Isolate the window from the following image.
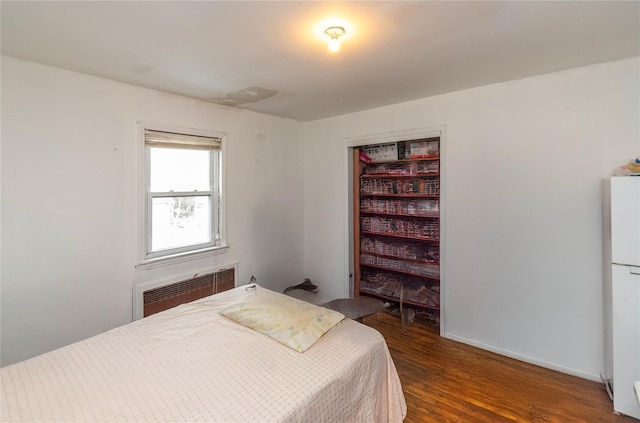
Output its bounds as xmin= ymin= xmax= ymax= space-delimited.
xmin=139 ymin=123 xmax=225 ymax=265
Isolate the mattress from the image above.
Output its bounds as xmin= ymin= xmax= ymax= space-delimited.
xmin=1 ymin=286 xmax=406 ymax=422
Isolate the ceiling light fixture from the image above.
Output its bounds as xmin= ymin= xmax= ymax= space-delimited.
xmin=325 ymin=26 xmax=345 ymax=52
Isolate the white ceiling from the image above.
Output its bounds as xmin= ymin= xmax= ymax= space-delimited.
xmin=2 ymin=1 xmax=639 ymax=122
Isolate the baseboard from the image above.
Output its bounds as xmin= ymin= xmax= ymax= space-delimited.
xmin=442 ymin=331 xmax=601 ymax=382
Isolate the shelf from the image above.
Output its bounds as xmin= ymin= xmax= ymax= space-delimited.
xmin=361 ymin=210 xmax=439 ymax=218
xmin=360 ymin=263 xmax=440 ymax=281
xmin=360 ymin=250 xmax=439 ymax=266
xmin=360 ymin=197 xmax=439 ymax=217
xmin=360 ymin=175 xmax=439 ymax=197
xmin=359 ymin=290 xmax=440 ymax=312
xmin=366 ymin=156 xmax=440 ymax=164
xmin=362 ymin=173 xmax=440 ymax=178
xmin=362 ymin=230 xmax=439 ymax=243
xmin=361 ymin=193 xmax=439 ymax=199
xmin=361 ymin=157 xmax=439 ymax=177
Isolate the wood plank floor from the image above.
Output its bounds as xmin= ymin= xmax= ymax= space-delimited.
xmin=364 ymin=311 xmax=637 ymax=423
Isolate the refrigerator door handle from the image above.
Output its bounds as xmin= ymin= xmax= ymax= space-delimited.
xmin=629 ymin=265 xmax=640 ymax=276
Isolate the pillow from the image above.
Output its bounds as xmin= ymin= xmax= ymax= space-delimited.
xmin=220 ymin=285 xmax=345 ymax=352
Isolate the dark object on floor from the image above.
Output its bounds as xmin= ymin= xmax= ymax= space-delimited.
xmin=323 ymin=297 xmax=385 ymax=322
xmin=283 ymin=278 xmax=318 ymax=294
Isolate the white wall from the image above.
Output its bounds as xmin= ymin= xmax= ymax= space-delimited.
xmin=303 ymin=57 xmax=640 ymax=380
xmin=3 ymin=54 xmax=638 ymax=380
xmin=1 ymin=56 xmax=304 ymax=366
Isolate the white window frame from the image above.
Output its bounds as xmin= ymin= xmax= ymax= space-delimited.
xmin=136 ymin=121 xmax=228 ymax=269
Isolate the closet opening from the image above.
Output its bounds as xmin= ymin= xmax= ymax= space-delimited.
xmin=346 ymin=128 xmax=445 ymax=333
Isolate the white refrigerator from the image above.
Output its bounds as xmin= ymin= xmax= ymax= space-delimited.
xmin=603 ymin=176 xmax=640 ymax=419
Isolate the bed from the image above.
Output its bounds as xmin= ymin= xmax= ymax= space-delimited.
xmin=1 ymin=285 xmax=407 ymax=422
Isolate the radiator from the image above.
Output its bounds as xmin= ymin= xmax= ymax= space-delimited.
xmin=142 ymin=267 xmax=235 ymax=317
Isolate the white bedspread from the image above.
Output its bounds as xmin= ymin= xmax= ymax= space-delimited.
xmin=1 ymin=287 xmax=406 ymax=422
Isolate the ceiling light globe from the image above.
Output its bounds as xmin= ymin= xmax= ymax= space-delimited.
xmin=328 ymin=37 xmax=340 ymax=52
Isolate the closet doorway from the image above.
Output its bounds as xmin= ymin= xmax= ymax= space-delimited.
xmin=346 ymin=127 xmax=445 ymax=332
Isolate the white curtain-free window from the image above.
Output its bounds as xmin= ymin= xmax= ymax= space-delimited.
xmin=139 ymin=125 xmax=225 ymax=265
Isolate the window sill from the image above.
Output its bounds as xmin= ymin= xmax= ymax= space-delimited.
xmin=136 ymin=245 xmax=229 ymax=270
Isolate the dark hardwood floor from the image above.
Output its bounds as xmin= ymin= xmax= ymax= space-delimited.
xmin=364 ymin=311 xmax=637 ymax=423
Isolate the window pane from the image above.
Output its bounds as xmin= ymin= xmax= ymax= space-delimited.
xmin=150 ymin=147 xmax=210 ymax=192
xmin=151 ymin=196 xmax=211 ymax=251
